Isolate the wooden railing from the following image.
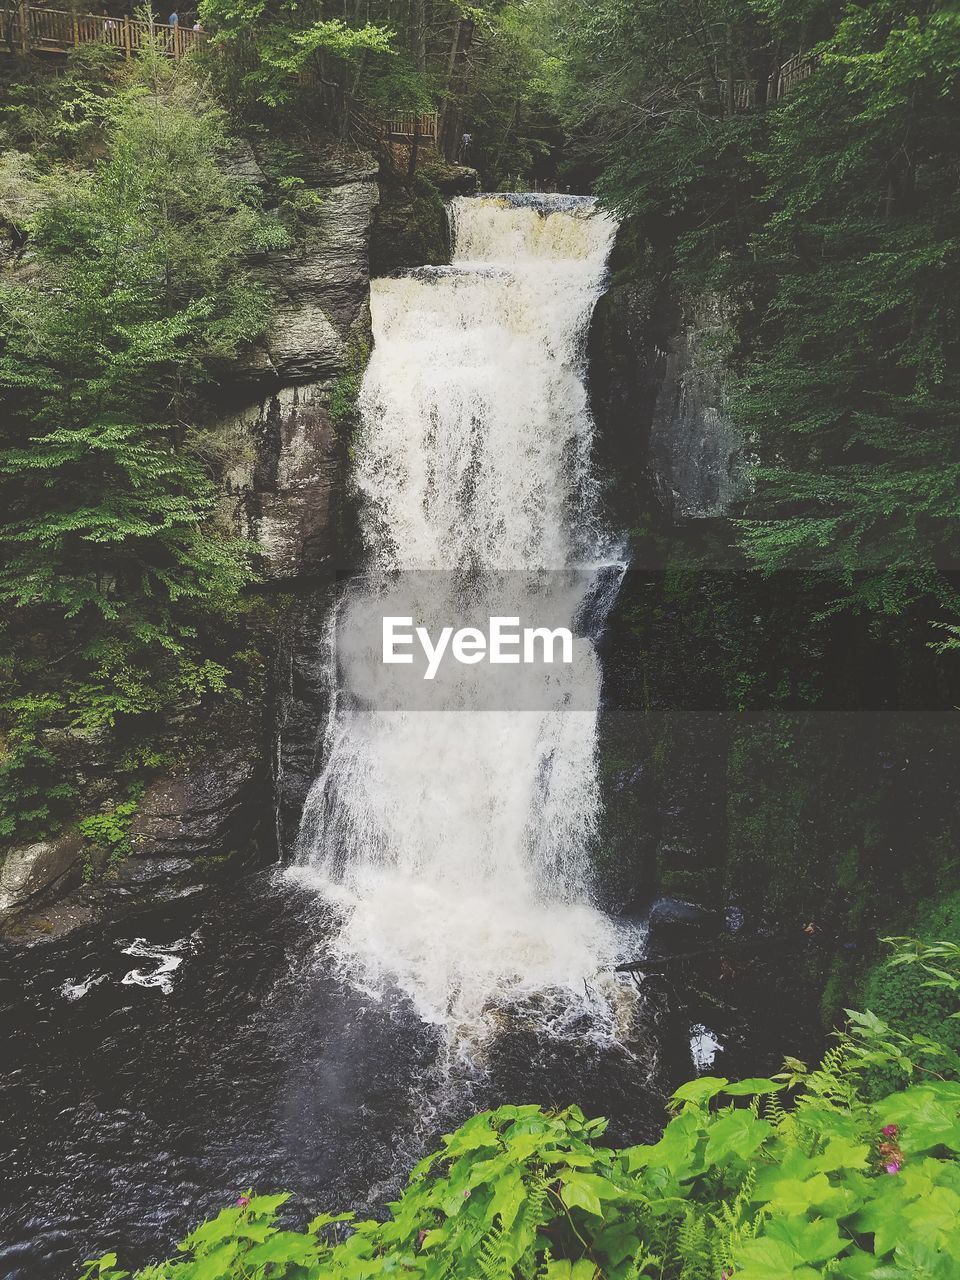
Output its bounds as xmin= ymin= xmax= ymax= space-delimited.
xmin=4 ymin=4 xmax=206 ymax=58
xmin=776 ymin=50 xmax=819 ymax=97
xmin=705 ymin=52 xmax=821 ymax=111
xmin=383 ymin=111 xmax=438 ymax=144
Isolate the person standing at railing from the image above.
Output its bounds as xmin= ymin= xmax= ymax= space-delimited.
xmin=168 ymin=9 xmax=178 ymax=25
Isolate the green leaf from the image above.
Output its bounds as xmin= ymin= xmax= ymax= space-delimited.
xmin=724 ymin=1078 xmax=788 ymax=1096
xmin=671 ymin=1076 xmax=730 ymax=1107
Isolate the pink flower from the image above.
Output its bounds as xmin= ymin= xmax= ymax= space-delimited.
xmin=417 ymin=1230 xmax=427 ymax=1247
xmin=463 ymin=1189 xmax=471 ymax=1199
xmin=236 ymin=1196 xmax=250 ymax=1208
xmin=882 ymin=1124 xmax=899 ymax=1138
xmin=885 ymin=1161 xmax=901 ymax=1175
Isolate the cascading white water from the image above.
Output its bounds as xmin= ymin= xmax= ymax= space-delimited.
xmin=290 ymin=194 xmax=639 ymax=1051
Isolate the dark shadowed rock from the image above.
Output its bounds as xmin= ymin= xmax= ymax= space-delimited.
xmin=130 ymin=745 xmax=261 ymax=860
xmin=107 ymin=856 xmax=202 ymax=887
xmin=587 ymin=226 xmax=672 ymax=528
xmin=650 ymin=296 xmax=749 ymax=519
xmin=647 ymin=897 xmax=723 ymax=954
xmin=274 ymin=589 xmax=337 ymax=854
xmin=589 ymin=223 xmax=749 ymax=526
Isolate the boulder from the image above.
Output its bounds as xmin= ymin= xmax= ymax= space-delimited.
xmin=431 ymin=165 xmax=480 ymax=197
xmin=646 ymin=896 xmax=723 ymax=955
xmin=263 ymin=303 xmax=345 ymax=384
xmin=256 ymin=180 xmax=379 ymax=335
xmin=0 ymin=834 xmax=84 ymax=914
xmin=229 ymin=149 xmax=379 ymax=387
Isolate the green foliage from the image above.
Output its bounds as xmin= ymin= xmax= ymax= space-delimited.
xmin=329 ymin=333 xmax=370 ymax=434
xmin=78 ymin=793 xmax=142 ymax=877
xmin=734 ymin=2 xmax=960 ymax=617
xmin=192 ymin=0 xmax=556 ymax=182
xmin=0 ymin=47 xmax=279 ymax=840
xmin=862 ymin=902 xmax=960 ymax=1091
xmin=197 ymin=0 xmax=398 ymax=120
xmin=0 ymin=693 xmax=75 ymax=839
xmin=83 ymin=989 xmax=960 ymax=1280
xmin=0 ymin=42 xmax=121 ymax=160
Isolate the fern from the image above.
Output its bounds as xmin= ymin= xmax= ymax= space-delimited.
xmin=675 ymin=1208 xmax=709 ymax=1280
xmin=475 ymin=1223 xmax=511 ymax=1280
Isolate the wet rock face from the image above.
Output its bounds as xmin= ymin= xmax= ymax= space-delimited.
xmin=129 ymin=746 xmax=262 ymax=862
xmin=227 ymin=143 xmax=379 ymax=389
xmin=587 ymin=231 xmax=672 ymax=528
xmin=274 ymin=589 xmax=337 ymax=855
xmin=588 ymin=224 xmax=749 ymax=525
xmin=221 ymin=381 xmax=344 ymax=581
xmin=650 ymin=297 xmax=749 ymax=519
xmin=1 ymin=700 xmax=271 ymax=942
xmin=646 ymin=897 xmax=723 ymax=955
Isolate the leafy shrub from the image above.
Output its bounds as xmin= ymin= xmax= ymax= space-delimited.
xmin=77 ymin=793 xmax=142 ymax=877
xmin=863 ymin=897 xmax=960 ymax=1079
xmin=81 ymin=993 xmax=960 ymax=1280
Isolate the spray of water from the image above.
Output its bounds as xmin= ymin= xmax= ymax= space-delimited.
xmin=289 ymin=195 xmax=641 ymax=1053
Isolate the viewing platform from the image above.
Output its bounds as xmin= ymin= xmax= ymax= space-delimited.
xmin=382 ymin=111 xmax=438 ymax=145
xmin=3 ymin=3 xmax=206 ymax=58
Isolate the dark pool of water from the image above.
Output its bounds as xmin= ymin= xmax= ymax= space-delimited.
xmin=0 ymin=872 xmax=820 ymax=1280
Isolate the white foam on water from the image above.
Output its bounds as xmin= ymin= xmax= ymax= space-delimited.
xmin=120 ymin=937 xmax=194 ymax=994
xmin=60 ymin=973 xmax=109 ymax=1001
xmin=690 ymin=1024 xmax=724 ymax=1072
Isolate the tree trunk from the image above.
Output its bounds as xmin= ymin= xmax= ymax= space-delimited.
xmin=438 ymin=14 xmax=474 ymax=161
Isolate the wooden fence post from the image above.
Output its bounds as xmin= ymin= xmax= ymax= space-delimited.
xmin=19 ymin=0 xmax=30 ymax=54
xmin=123 ymin=14 xmax=130 ymax=57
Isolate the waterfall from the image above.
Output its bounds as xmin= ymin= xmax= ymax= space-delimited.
xmin=289 ymin=195 xmax=638 ymax=1051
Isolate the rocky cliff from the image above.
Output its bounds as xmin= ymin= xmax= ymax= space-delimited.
xmin=589 ymin=221 xmax=749 ymax=527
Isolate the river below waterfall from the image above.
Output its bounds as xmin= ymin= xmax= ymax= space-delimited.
xmin=0 ymin=875 xmax=665 ymax=1278
xmin=0 ymin=873 xmax=819 ymax=1278
xmin=0 ymin=196 xmax=822 ymax=1278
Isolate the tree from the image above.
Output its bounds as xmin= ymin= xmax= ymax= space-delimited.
xmin=0 ymin=44 xmax=283 ymax=837
xmin=737 ymin=1 xmax=960 ymax=617
xmin=197 ymin=0 xmax=399 ymax=134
